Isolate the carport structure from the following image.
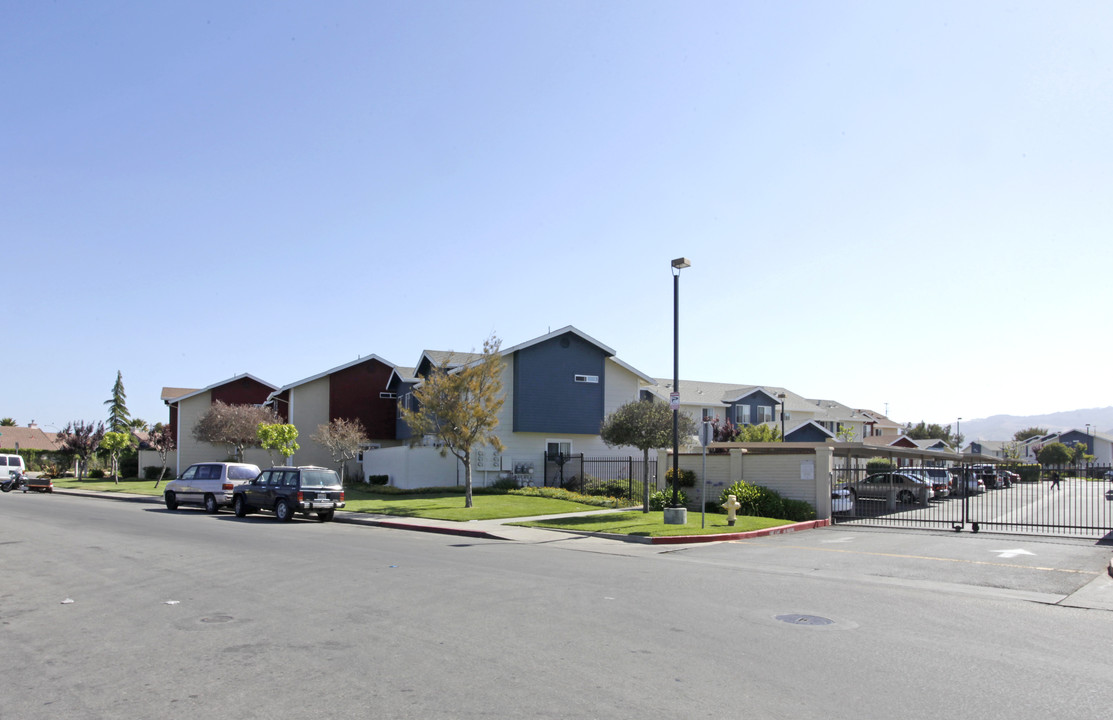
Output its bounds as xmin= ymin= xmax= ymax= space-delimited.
xmin=831 ymin=442 xmax=1113 ymax=539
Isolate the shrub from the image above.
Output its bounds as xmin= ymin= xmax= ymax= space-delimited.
xmin=718 ymin=480 xmax=815 ymax=522
xmin=866 ymin=458 xmax=895 ymax=474
xmin=119 ymin=456 xmax=139 ymax=478
xmin=664 ymin=468 xmax=697 ymax=488
xmin=88 ymin=469 xmax=106 ymax=479
xmin=366 ymin=474 xmax=390 ymax=485
xmin=585 ymin=479 xmax=630 ymax=499
xmin=1013 ymin=464 xmax=1041 ymax=482
xmin=491 ymin=475 xmax=520 ymax=490
xmin=649 ymin=487 xmax=687 ymax=511
xmin=144 ymin=465 xmax=169 ymax=480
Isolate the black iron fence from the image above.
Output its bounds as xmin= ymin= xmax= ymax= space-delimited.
xmin=541 ymin=453 xmax=659 ymax=500
xmin=832 ymin=463 xmax=1113 ymax=538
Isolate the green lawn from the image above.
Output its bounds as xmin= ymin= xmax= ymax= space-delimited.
xmin=343 ymin=488 xmax=603 ymax=521
xmin=52 ymin=477 xmax=166 ymax=496
xmin=514 ymin=511 xmax=797 ymax=537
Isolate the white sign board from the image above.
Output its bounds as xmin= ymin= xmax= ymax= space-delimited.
xmin=669 ymin=392 xmax=680 ymax=411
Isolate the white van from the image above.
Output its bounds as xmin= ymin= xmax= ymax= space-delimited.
xmin=0 ymin=454 xmax=27 ymax=478
xmin=163 ymin=462 xmax=261 ymax=514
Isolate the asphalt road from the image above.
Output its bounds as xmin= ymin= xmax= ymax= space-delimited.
xmin=2 ymin=492 xmax=1112 ymax=719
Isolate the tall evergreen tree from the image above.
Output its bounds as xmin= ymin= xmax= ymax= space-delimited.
xmin=105 ymin=370 xmax=131 ymax=433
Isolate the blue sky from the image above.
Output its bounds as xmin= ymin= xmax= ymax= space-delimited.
xmin=3 ymin=1 xmax=1111 ymax=434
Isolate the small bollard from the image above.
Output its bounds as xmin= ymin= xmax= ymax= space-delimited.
xmin=722 ymin=494 xmax=741 ymax=526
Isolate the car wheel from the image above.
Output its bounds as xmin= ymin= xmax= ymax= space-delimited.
xmin=898 ymin=489 xmax=916 ymax=504
xmin=164 ymin=492 xmax=178 ymax=511
xmin=233 ymin=495 xmax=249 ymax=518
xmin=275 ymin=498 xmax=294 ymax=522
xmin=317 ymin=510 xmax=335 ymax=522
xmin=204 ymin=494 xmax=219 ymax=514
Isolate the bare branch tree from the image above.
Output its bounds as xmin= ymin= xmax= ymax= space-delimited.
xmin=311 ymin=418 xmax=370 ymax=484
xmin=191 ymin=401 xmax=278 ymax=462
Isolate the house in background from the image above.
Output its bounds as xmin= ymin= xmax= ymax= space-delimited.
xmin=370 ymin=326 xmax=655 ymax=488
xmin=161 ymin=374 xmax=277 ymax=475
xmin=265 ymin=354 xmax=399 ymax=472
xmin=645 ymin=380 xmax=899 ymax=444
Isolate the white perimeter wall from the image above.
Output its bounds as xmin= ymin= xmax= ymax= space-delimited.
xmin=677 ymin=445 xmax=835 ymax=519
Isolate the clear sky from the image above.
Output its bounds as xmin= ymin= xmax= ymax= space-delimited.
xmin=3 ymin=1 xmax=1111 ymax=434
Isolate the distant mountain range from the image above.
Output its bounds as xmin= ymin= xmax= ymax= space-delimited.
xmin=936 ymin=407 xmax=1113 ymax=442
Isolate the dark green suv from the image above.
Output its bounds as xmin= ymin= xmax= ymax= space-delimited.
xmin=232 ymin=466 xmax=345 ymax=522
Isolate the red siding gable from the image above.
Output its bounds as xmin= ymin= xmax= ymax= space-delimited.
xmin=329 ymin=358 xmax=396 ymax=440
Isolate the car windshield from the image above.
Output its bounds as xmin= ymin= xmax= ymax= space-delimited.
xmin=300 ymin=469 xmax=340 ymax=488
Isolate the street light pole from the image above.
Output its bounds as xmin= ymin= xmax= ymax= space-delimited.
xmin=670 ymin=257 xmax=690 ymax=515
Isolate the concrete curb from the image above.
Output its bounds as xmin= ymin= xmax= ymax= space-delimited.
xmin=648 ymin=519 xmax=831 ymax=545
xmin=335 ymin=514 xmax=507 ymax=540
xmin=48 ymin=487 xmax=831 ymax=544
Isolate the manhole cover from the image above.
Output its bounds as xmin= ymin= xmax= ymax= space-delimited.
xmin=200 ymin=616 xmax=234 ymax=624
xmin=775 ymin=614 xmax=834 ymax=626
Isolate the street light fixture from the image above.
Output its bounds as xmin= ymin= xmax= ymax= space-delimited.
xmin=668 ymin=257 xmax=690 ymax=522
xmin=778 ymin=392 xmax=787 ymax=441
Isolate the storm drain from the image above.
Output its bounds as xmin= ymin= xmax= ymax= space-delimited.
xmin=775 ymin=614 xmax=834 ymax=627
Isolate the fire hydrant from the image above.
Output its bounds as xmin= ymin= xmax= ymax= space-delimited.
xmin=722 ymin=494 xmax=741 ymax=526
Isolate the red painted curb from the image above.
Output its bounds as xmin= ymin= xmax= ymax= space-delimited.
xmin=649 ymin=518 xmax=831 ymax=544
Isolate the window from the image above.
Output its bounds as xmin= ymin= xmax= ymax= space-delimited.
xmin=736 ymin=404 xmax=750 ymax=425
xmin=547 ymin=441 xmax=571 ymax=459
xmin=757 ymin=405 xmax=773 ymax=423
xmin=574 ymin=374 xmax=598 ymax=383
xmin=380 ymin=392 xmax=397 ymax=399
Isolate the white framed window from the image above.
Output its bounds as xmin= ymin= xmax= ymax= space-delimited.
xmin=546 ymin=440 xmax=572 ymax=458
xmin=736 ymin=404 xmax=750 ymax=425
xmin=574 ymin=374 xmax=599 ymax=384
xmin=757 ymin=405 xmax=773 ymax=423
xmin=380 ymin=392 xmax=397 ymax=399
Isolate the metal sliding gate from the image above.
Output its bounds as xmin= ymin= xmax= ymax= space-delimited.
xmin=832 ymin=464 xmax=1113 ymax=538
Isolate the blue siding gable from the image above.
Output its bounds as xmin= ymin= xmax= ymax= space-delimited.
xmin=786 ymin=423 xmax=832 ymax=442
xmin=513 ymin=332 xmax=607 ymax=434
xmin=729 ymin=389 xmax=779 ymax=426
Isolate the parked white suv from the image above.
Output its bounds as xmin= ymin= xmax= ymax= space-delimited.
xmin=164 ymin=462 xmax=261 ymax=513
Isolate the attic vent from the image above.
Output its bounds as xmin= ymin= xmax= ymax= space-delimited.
xmin=574 ymin=375 xmax=599 ymax=384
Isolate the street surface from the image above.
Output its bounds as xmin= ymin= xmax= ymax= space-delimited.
xmin=2 ymin=492 xmax=1112 ymax=719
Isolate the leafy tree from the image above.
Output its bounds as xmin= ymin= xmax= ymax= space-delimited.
xmin=311 ymin=418 xmax=370 ymax=484
xmin=1001 ymin=440 xmax=1021 ymax=461
xmin=57 ymin=420 xmax=105 ymax=480
xmin=1070 ymin=441 xmax=1093 ymax=466
xmin=191 ymin=401 xmax=279 ymax=462
xmin=1013 ymin=427 xmax=1048 ymax=442
xmin=399 ymin=335 xmax=505 ymax=509
xmin=1036 ymin=442 xmax=1072 ymax=466
xmin=146 ymin=422 xmax=176 ymax=487
xmin=104 ymin=370 xmax=131 ymax=433
xmin=905 ymin=420 xmax=960 ymax=448
xmin=0 ymin=418 xmax=16 ymax=426
xmin=257 ymin=423 xmax=300 ymax=466
xmin=836 ymin=424 xmax=858 ymax=442
xmin=99 ymin=431 xmax=132 ymax=483
xmin=600 ymin=399 xmax=697 ymax=513
xmin=735 ymin=423 xmax=782 ymax=442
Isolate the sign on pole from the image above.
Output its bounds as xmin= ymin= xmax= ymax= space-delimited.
xmin=669 ymin=392 xmax=680 ymax=411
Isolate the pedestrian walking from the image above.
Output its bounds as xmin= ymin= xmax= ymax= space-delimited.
xmin=1049 ymin=470 xmax=1061 ymax=489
